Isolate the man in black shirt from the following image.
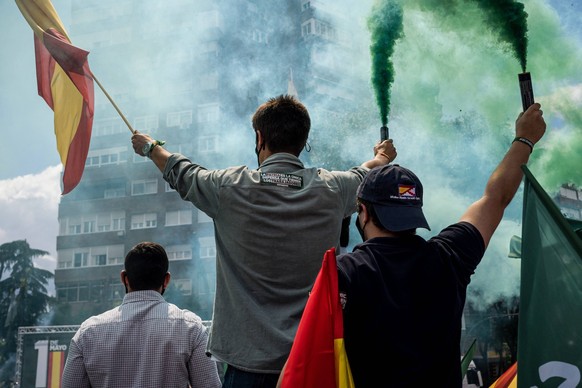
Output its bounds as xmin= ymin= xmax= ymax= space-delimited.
xmin=337 ymin=103 xmax=546 ymax=387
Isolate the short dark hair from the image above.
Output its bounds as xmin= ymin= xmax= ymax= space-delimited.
xmin=124 ymin=242 xmax=169 ymax=291
xmin=252 ymin=94 xmax=310 ymax=156
xmin=358 ymin=199 xmax=416 ymax=235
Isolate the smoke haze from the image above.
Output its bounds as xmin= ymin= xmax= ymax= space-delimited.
xmin=1 ymin=0 xmax=582 ymax=309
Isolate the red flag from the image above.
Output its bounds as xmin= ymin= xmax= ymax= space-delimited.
xmin=489 ymin=362 xmax=517 ymax=388
xmin=16 ymin=0 xmax=94 ymax=194
xmin=280 ymin=248 xmax=354 ymax=388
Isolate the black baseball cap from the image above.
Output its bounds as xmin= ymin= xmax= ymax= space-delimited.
xmin=357 ymin=164 xmax=430 ymax=231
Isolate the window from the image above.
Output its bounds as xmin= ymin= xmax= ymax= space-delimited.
xmin=94 ymin=254 xmax=107 ymax=266
xmin=111 ymin=212 xmax=125 ymax=231
xmin=74 ymin=252 xmax=88 ymax=268
xmin=167 ymin=110 xmax=193 ymax=128
xmin=108 ymin=255 xmax=124 ymax=265
xmin=252 ymin=29 xmax=268 ymax=44
xmin=85 ymin=147 xmax=128 ymax=168
xmin=67 ymin=286 xmax=78 ymax=302
xmin=68 ymin=224 xmax=81 ymax=235
xmin=83 ymin=220 xmax=95 ymax=234
xmin=560 ymin=187 xmax=578 ymax=200
xmin=78 ymin=285 xmax=89 ymax=301
xmin=301 ymin=20 xmax=313 ymax=37
xmin=104 ymin=184 xmax=126 ymax=198
xmin=132 ymin=179 xmax=158 ymax=195
xmin=166 ymin=210 xmax=192 ymax=226
xmin=93 ymin=118 xmax=124 ymax=136
xmin=167 ymin=245 xmax=192 ymax=261
xmin=199 ymin=237 xmax=216 ymax=259
xmin=97 ymin=213 xmax=111 ymax=232
xmin=199 ymin=136 xmax=217 ymax=153
xmin=134 ymin=115 xmax=159 ymax=131
xmin=64 ymin=214 xmax=126 ymax=236
xmin=173 ymin=279 xmax=192 ymax=295
xmin=131 ymin=213 xmax=157 ymax=229
xmin=106 ymin=244 xmax=125 ymax=265
xmin=58 ymin=245 xmax=124 ymax=269
xmin=197 ymin=103 xmax=219 ymax=123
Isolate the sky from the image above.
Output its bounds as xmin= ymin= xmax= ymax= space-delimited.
xmin=1 ymin=0 xmax=582 ymax=305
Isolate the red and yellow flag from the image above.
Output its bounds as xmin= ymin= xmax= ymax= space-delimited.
xmin=16 ymin=0 xmax=94 ymax=194
xmin=280 ymin=248 xmax=354 ymax=388
xmin=489 ymin=362 xmax=517 ymax=388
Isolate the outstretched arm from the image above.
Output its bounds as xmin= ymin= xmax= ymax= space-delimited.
xmin=460 ymin=103 xmax=546 ymax=248
xmin=361 ymin=139 xmax=397 ymax=169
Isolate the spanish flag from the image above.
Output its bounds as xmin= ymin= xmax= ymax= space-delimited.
xmin=280 ymin=248 xmax=354 ymax=388
xmin=16 ymin=0 xmax=94 ymax=194
xmin=489 ymin=362 xmax=517 ymax=388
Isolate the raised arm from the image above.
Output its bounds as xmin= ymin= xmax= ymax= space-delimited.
xmin=361 ymin=139 xmax=397 ymax=169
xmin=460 ymin=103 xmax=546 ymax=248
xmin=131 ymin=131 xmax=172 ymax=172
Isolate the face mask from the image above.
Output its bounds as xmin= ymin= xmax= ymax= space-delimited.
xmin=355 ymin=216 xmax=366 ymax=242
xmin=255 ymin=145 xmax=261 ymax=167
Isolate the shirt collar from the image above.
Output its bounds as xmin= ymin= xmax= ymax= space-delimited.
xmin=122 ymin=290 xmax=165 ymax=304
xmin=259 ymin=152 xmax=304 ymax=171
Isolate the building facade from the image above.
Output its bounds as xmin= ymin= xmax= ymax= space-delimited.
xmin=554 ymin=183 xmax=582 ymax=221
xmin=53 ymin=0 xmax=371 ymax=322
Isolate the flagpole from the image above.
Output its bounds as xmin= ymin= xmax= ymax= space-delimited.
xmin=91 ymin=73 xmax=136 ymax=134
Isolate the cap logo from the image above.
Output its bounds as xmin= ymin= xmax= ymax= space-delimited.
xmin=389 ymin=184 xmax=421 ymax=201
xmin=398 ymin=184 xmax=416 ymax=198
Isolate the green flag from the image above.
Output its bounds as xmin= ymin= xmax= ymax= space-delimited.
xmin=518 ymin=166 xmax=582 ymax=387
xmin=461 ymin=338 xmax=477 ymax=379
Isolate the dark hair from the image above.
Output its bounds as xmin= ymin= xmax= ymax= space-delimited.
xmin=252 ymin=94 xmax=310 ymax=156
xmin=358 ymin=199 xmax=416 ymax=235
xmin=124 ymin=242 xmax=169 ymax=291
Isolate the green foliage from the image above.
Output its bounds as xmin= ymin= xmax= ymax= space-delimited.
xmin=0 ymin=240 xmax=53 ymax=385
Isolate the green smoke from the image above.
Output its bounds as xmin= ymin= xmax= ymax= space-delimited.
xmin=472 ymin=0 xmax=529 ymax=72
xmin=407 ymin=0 xmax=529 ymax=72
xmin=367 ymin=0 xmax=404 ymax=126
xmin=533 ymin=100 xmax=582 ymax=190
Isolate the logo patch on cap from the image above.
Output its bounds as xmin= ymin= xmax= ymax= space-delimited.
xmin=398 ymin=184 xmax=416 ymax=198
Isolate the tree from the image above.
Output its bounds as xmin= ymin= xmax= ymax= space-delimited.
xmin=0 ymin=240 xmax=54 ymax=384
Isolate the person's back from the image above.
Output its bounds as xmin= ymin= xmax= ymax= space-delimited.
xmin=337 ymin=222 xmax=484 ymax=386
xmin=131 ymin=95 xmax=396 ymax=385
xmin=61 ymin=242 xmax=221 ymax=388
xmin=332 ymin=104 xmax=545 ymax=387
xmin=205 ymin=156 xmax=366 ymax=371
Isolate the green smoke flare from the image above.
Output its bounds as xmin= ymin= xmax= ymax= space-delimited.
xmin=472 ymin=0 xmax=529 ymax=72
xmin=367 ymin=0 xmax=404 ymax=126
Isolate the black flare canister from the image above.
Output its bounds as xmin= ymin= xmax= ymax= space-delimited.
xmin=380 ymin=125 xmax=389 ymax=141
xmin=519 ymin=72 xmax=535 ymax=112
